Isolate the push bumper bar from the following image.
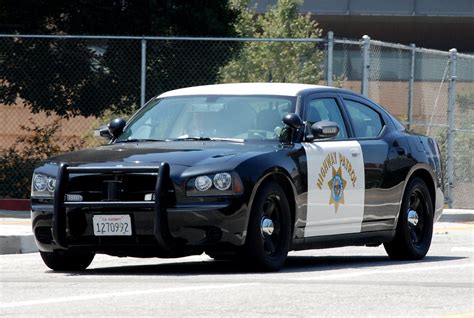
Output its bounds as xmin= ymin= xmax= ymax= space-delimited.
xmin=52 ymin=162 xmax=174 ymax=251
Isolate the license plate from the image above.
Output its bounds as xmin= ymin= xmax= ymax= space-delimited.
xmin=93 ymin=215 xmax=132 ymax=236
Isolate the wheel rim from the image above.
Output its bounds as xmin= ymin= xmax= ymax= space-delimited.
xmin=260 ymin=195 xmax=282 ymax=256
xmin=407 ymin=189 xmax=427 ymax=246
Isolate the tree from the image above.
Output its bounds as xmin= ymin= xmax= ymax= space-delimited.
xmin=0 ymin=0 xmax=239 ymax=118
xmin=0 ymin=119 xmax=84 ymax=198
xmin=219 ymin=0 xmax=324 ymax=84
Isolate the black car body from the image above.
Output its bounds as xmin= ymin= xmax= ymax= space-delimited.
xmin=31 ymin=83 xmax=444 ymax=271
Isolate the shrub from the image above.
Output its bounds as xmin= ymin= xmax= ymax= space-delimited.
xmin=0 ymin=119 xmax=83 ymax=198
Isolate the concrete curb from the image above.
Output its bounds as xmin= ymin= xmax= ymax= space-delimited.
xmin=0 ymin=216 xmax=37 ymax=255
xmin=440 ymin=210 xmax=474 ymax=223
xmin=0 ymin=210 xmax=30 ymax=218
xmin=0 ymin=235 xmax=37 ymax=254
xmin=0 ymin=209 xmax=472 ymax=255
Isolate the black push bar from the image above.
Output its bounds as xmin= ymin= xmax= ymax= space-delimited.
xmin=153 ymin=162 xmax=174 ymax=251
xmin=67 ymin=166 xmax=160 ymax=174
xmin=52 ymin=163 xmax=68 ymax=248
xmin=51 ymin=163 xmax=173 ymax=251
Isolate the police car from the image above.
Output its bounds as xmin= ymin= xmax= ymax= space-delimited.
xmin=31 ymin=83 xmax=444 ymax=272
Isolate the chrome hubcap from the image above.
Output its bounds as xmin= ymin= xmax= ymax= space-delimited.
xmin=407 ymin=209 xmax=419 ymax=226
xmin=261 ymin=217 xmax=274 ymax=236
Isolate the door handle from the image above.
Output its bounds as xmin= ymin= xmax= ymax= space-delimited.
xmin=350 ymin=148 xmax=360 ymax=157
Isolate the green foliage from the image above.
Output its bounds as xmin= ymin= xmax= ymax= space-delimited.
xmin=432 ymin=92 xmax=474 ymax=191
xmin=457 ymin=92 xmax=474 ymax=113
xmin=0 ymin=119 xmax=84 ymax=198
xmin=453 ymin=93 xmax=474 ymax=183
xmin=219 ymin=0 xmax=324 ymax=83
xmin=0 ymin=0 xmax=239 ymax=118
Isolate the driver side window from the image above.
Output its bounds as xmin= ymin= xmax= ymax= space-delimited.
xmin=306 ymin=98 xmax=348 ymax=139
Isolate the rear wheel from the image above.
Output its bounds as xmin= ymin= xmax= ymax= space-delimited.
xmin=40 ymin=250 xmax=95 ymax=271
xmin=243 ymin=181 xmax=291 ymax=271
xmin=384 ymin=177 xmax=433 ymax=260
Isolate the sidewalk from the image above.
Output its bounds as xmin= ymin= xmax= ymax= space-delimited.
xmin=0 ymin=209 xmax=472 ymax=255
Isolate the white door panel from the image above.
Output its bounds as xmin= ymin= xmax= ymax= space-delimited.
xmin=303 ymin=141 xmax=365 ymax=237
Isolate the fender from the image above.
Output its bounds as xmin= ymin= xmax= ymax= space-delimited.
xmin=242 ymin=168 xmax=298 ymax=243
xmin=393 ymin=163 xmax=438 ymax=228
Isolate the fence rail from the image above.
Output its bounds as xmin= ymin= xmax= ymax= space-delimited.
xmin=0 ymin=33 xmax=473 ymax=208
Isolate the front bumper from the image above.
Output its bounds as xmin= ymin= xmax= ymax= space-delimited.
xmin=31 ymin=162 xmax=248 ymax=257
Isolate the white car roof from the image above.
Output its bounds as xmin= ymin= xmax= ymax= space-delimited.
xmin=158 ymin=83 xmax=329 ymax=98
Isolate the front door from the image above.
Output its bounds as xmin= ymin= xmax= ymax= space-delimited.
xmin=302 ymin=95 xmax=365 ymax=237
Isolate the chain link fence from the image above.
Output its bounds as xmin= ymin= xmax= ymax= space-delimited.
xmin=1 ymin=33 xmax=473 ymax=207
xmin=453 ymin=53 xmax=474 ymax=208
xmin=329 ymin=35 xmax=473 ymax=208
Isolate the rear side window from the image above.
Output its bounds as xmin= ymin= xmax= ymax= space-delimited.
xmin=344 ymin=99 xmax=383 ymax=138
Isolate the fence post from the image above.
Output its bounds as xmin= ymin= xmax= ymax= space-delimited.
xmin=407 ymin=43 xmax=416 ymax=130
xmin=447 ymin=48 xmax=457 ymax=208
xmin=326 ymin=31 xmax=334 ymax=87
xmin=140 ymin=38 xmax=147 ymax=107
xmin=361 ymin=35 xmax=370 ymax=96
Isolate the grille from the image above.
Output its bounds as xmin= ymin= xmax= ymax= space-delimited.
xmin=67 ymin=173 xmax=158 ymax=202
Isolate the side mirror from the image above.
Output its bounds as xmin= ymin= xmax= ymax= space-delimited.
xmin=108 ymin=118 xmax=126 ymax=138
xmin=98 ymin=125 xmax=112 ymax=139
xmin=308 ymin=121 xmax=339 ymax=140
xmin=283 ymin=113 xmax=304 ymax=129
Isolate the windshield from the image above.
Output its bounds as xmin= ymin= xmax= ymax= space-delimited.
xmin=116 ymin=95 xmax=295 ymax=142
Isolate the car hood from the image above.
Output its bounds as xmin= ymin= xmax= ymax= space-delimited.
xmin=47 ymin=140 xmax=279 ymax=168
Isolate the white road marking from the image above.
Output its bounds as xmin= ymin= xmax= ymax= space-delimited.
xmin=291 ymin=263 xmax=474 ymax=281
xmin=0 ymin=283 xmax=257 ymax=309
xmin=451 ymin=247 xmax=474 ymax=252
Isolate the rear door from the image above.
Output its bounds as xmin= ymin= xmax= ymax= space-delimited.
xmin=302 ymin=93 xmax=366 ymax=237
xmin=339 ymin=93 xmax=396 ymax=232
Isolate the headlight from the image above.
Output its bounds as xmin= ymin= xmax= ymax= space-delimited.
xmin=46 ymin=177 xmax=56 ymax=192
xmin=187 ymin=172 xmax=243 ymax=196
xmin=195 ymin=176 xmax=213 ymax=192
xmin=31 ymin=173 xmax=56 ymax=197
xmin=213 ymin=173 xmax=231 ymax=190
xmin=33 ymin=174 xmax=48 ymax=192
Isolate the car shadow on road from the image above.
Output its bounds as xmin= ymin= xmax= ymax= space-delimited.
xmin=283 ymin=255 xmax=463 ymax=273
xmin=65 ymin=254 xmax=465 ymax=276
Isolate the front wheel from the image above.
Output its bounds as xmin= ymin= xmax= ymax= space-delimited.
xmin=384 ymin=177 xmax=434 ymax=260
xmin=40 ymin=250 xmax=95 ymax=271
xmin=243 ymin=181 xmax=292 ymax=271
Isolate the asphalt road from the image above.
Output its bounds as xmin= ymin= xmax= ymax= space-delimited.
xmin=1 ymin=221 xmax=473 ymax=317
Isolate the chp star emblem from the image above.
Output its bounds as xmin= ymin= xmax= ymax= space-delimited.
xmin=328 ymin=165 xmax=347 ymax=213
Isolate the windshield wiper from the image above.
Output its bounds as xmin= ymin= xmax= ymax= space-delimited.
xmin=116 ymin=138 xmax=165 ymax=143
xmin=174 ymin=136 xmax=244 ymax=142
xmin=175 ymin=136 xmax=212 ymax=141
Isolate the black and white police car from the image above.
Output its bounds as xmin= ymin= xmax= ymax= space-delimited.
xmin=31 ymin=83 xmax=444 ymax=271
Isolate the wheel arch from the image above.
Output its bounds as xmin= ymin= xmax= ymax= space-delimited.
xmin=395 ymin=164 xmax=437 ymax=227
xmin=409 ymin=169 xmax=436 ymax=209
xmin=245 ymin=169 xmax=298 ymax=240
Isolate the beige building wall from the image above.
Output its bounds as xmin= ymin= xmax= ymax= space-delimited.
xmin=0 ymin=101 xmax=97 ymax=150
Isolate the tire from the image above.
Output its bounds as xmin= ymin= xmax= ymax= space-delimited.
xmin=243 ymin=181 xmax=292 ymax=271
xmin=40 ymin=250 xmax=95 ymax=271
xmin=384 ymin=177 xmax=434 ymax=260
